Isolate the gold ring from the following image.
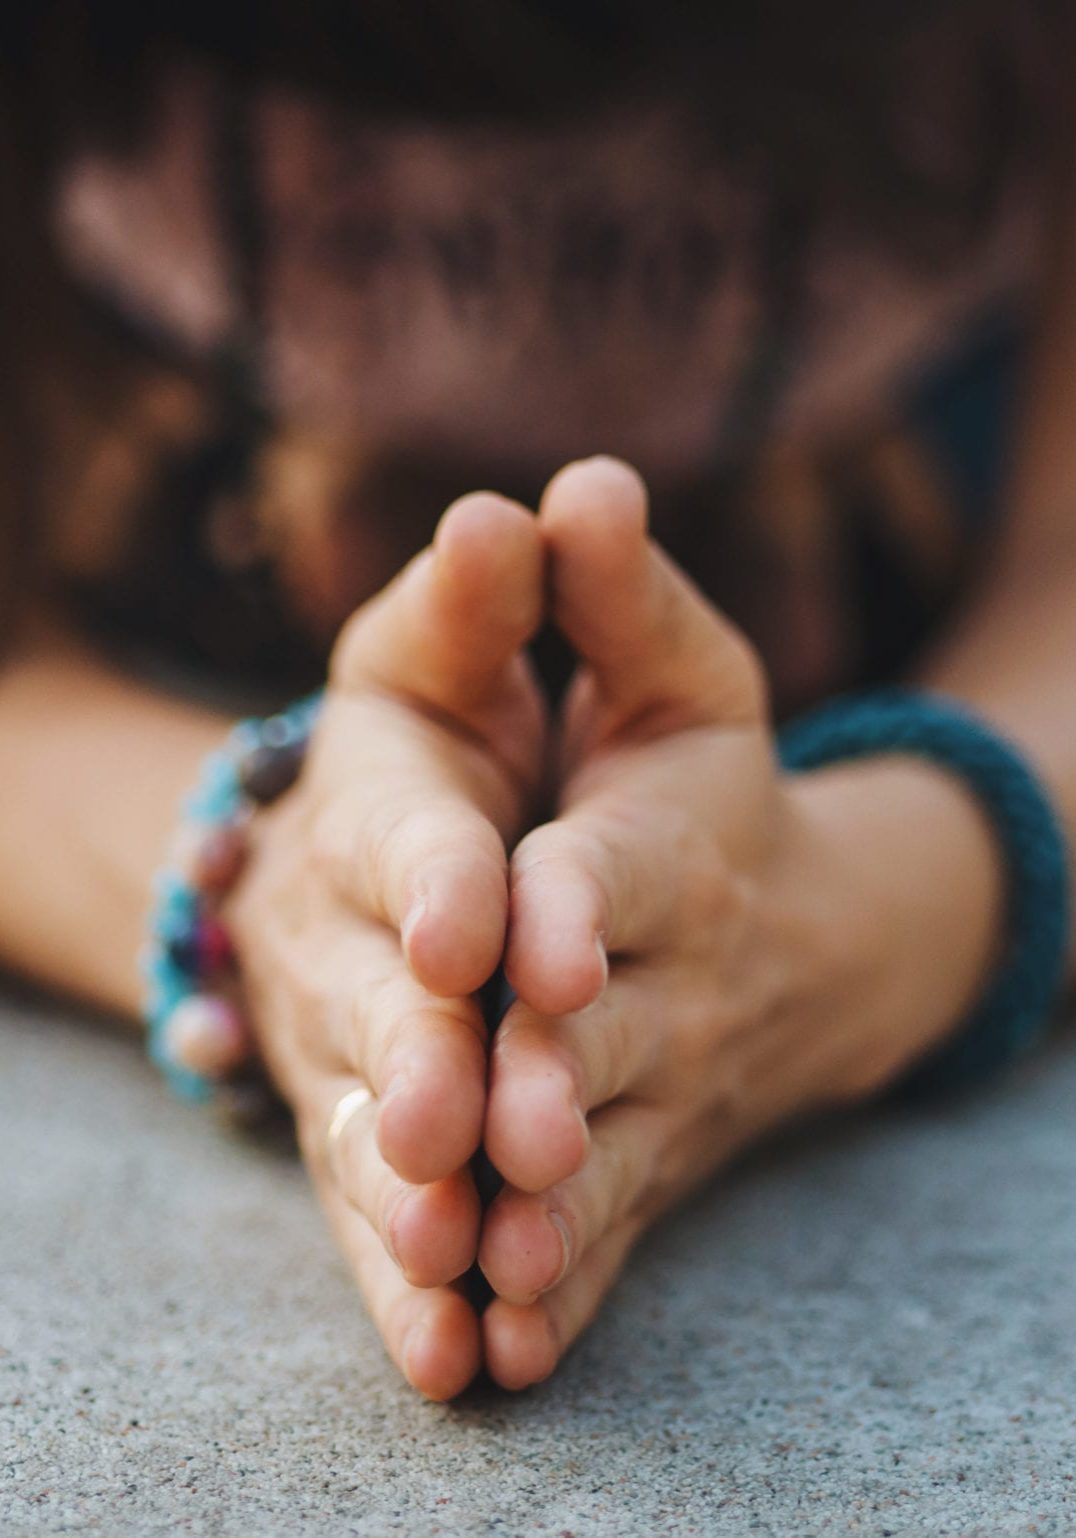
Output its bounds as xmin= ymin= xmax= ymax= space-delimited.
xmin=325 ymin=1084 xmax=374 ymax=1171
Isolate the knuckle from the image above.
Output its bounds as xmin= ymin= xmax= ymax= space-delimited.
xmin=463 ymin=809 xmax=509 ymax=870
xmin=362 ymin=971 xmax=414 ymax=1068
xmin=687 ymin=617 xmax=769 ymax=725
xmin=513 ymin=820 xmax=610 ymax=903
xmin=489 ymin=1002 xmax=539 ymax=1070
xmin=582 ymin=994 xmax=634 ymax=1104
xmin=832 ymin=1048 xmax=903 ymax=1105
xmin=308 ymin=799 xmax=357 ymax=887
xmin=366 ymin=795 xmax=501 ymax=911
xmin=643 ymin=1118 xmax=708 ymax=1218
xmin=720 ymin=630 xmax=770 ymax=723
xmin=678 ymin=849 xmax=740 ymax=933
xmin=364 ymin=797 xmax=420 ymax=911
xmin=276 ymin=937 xmax=330 ymax=1038
xmin=521 ymin=815 xmax=603 ymax=864
xmin=368 ymin=984 xmax=486 ymax=1083
xmin=414 ymin=799 xmax=503 ymax=873
xmin=669 ymin=990 xmax=741 ymax=1078
xmin=602 ymin=1139 xmax=637 ymax=1221
xmin=728 ymin=627 xmax=768 ymax=716
xmin=589 ymin=1127 xmax=648 ymax=1235
xmin=434 ymin=993 xmax=489 ymax=1052
xmin=328 ymin=600 xmax=379 ymax=689
xmin=328 ymin=976 xmax=372 ymax=1073
xmin=512 ymin=821 xmax=574 ymax=875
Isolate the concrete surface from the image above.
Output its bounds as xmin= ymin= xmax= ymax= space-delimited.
xmin=2 ymin=988 xmax=1076 ymax=1538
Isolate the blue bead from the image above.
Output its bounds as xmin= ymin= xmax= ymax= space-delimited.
xmin=260 ymin=713 xmax=300 ymax=750
xmin=144 ymin=949 xmax=190 ymax=993
xmin=146 ymin=978 xmax=187 ymax=1028
xmin=167 ymin=1067 xmax=214 ymax=1104
xmin=227 ymin=719 xmax=262 ymax=756
xmin=150 ymin=873 xmax=198 ymax=932
xmin=185 ymin=751 xmax=242 ymax=821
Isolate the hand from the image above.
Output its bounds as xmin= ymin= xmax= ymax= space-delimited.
xmin=478 ymin=458 xmax=1003 ymax=1390
xmin=226 ymin=492 xmax=547 ymax=1400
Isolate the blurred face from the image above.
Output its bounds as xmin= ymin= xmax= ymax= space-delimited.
xmin=43 ymin=19 xmax=1047 ymax=705
xmin=57 ymin=62 xmax=756 ymax=499
xmin=50 ymin=59 xmax=846 ymax=694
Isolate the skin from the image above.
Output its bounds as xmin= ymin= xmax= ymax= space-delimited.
xmin=216 ymin=491 xmax=545 ymax=1398
xmin=5 ymin=85 xmax=1076 ymax=1406
xmin=210 ymin=121 xmax=1076 ymax=1401
xmin=220 ymin=456 xmax=1014 ymax=1398
xmin=1 ymin=442 xmax=1073 ymax=1399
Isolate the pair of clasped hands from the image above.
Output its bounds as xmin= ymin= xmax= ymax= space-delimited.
xmin=227 ymin=456 xmax=943 ymax=1399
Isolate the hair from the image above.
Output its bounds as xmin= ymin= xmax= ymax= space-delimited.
xmin=0 ymin=0 xmax=1065 ymax=656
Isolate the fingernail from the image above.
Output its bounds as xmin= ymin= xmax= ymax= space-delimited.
xmin=548 ymin=1212 xmax=572 ymax=1287
xmin=594 ymin=934 xmax=609 ymax=989
xmin=579 ymin=934 xmax=608 ymax=1012
xmin=402 ymin=1316 xmax=431 ymax=1385
xmin=384 ymin=1189 xmax=414 ymax=1270
xmin=401 ymin=896 xmax=427 ymax=953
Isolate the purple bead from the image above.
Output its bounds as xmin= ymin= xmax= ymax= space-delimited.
xmin=237 ymin=740 xmax=306 ymax=804
xmin=166 ymin=917 xmax=234 ymax=979
xmin=171 ymin=821 xmax=247 ymax=893
xmin=166 ymin=930 xmax=202 ymax=976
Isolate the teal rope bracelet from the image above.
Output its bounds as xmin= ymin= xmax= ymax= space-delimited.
xmin=778 ymin=689 xmax=1071 ymax=1096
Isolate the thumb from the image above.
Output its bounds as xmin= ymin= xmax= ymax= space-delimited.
xmin=332 ymin=490 xmax=545 ymax=725
xmin=538 ymin=457 xmax=767 ymax=739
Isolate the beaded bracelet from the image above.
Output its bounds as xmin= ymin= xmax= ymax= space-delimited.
xmin=778 ymin=688 xmax=1071 ymax=1096
xmin=142 ymin=692 xmax=323 ymax=1108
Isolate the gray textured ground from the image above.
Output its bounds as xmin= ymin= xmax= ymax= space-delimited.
xmin=2 ymin=990 xmax=1075 ymax=1538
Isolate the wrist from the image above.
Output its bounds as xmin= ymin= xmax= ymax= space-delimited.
xmin=0 ymin=637 xmax=232 ymax=1018
xmin=779 ymin=755 xmax=1006 ymax=1100
xmin=143 ymin=692 xmax=323 ymax=1106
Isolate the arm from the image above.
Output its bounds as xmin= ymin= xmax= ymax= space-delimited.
xmin=910 ymin=177 xmax=1076 ymax=979
xmin=788 ymin=139 xmax=1076 ymax=1036
xmin=0 ymin=619 xmax=228 ymax=1015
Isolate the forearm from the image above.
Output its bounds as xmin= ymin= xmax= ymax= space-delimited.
xmin=914 ymin=556 xmax=1076 ymax=980
xmin=0 ymin=623 xmax=230 ymax=1017
xmin=771 ymin=540 xmax=1075 ymax=1118
xmin=906 ymin=117 xmax=1076 ymax=981
xmin=779 ymin=746 xmax=1006 ymax=1099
